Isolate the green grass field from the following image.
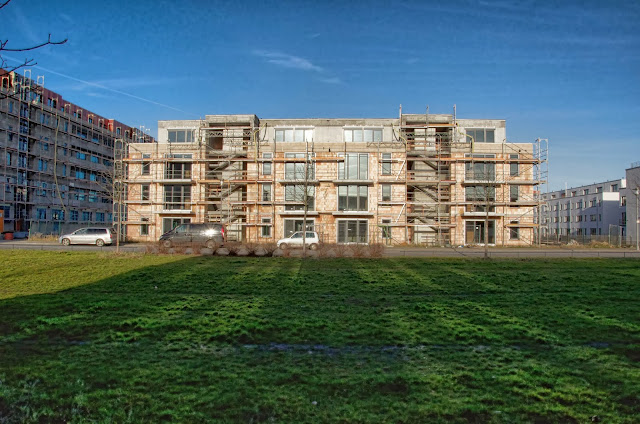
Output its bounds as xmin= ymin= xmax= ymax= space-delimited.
xmin=0 ymin=251 xmax=638 ymax=423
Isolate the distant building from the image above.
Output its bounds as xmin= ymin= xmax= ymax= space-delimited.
xmin=0 ymin=69 xmax=154 ymax=235
xmin=540 ymin=179 xmax=626 ymax=239
xmin=124 ymin=112 xmax=546 ymax=246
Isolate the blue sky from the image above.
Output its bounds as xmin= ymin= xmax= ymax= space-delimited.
xmin=2 ymin=0 xmax=639 ymax=190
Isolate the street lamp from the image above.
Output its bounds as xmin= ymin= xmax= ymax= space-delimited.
xmin=634 ymin=187 xmax=639 ymax=251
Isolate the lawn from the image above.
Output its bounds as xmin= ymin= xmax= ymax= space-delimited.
xmin=0 ymin=251 xmax=638 ymax=423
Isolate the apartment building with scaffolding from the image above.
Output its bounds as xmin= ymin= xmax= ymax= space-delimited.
xmin=0 ymin=69 xmax=154 ymax=235
xmin=124 ymin=110 xmax=547 ymax=246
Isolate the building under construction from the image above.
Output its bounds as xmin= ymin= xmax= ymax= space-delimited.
xmin=0 ymin=69 xmax=154 ymax=235
xmin=125 ymin=110 xmax=547 ymax=246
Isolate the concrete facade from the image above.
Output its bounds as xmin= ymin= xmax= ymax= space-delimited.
xmin=0 ymin=70 xmax=153 ymax=235
xmin=125 ymin=113 xmax=543 ymax=246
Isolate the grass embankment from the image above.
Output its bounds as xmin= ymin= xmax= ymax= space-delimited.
xmin=0 ymin=251 xmax=638 ymax=423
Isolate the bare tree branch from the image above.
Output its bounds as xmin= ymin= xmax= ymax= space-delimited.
xmin=2 ymin=34 xmax=68 ymax=52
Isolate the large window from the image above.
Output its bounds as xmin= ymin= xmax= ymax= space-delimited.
xmin=465 ymin=161 xmax=495 ymax=181
xmin=162 ymin=217 xmax=191 ymax=234
xmin=337 ymin=220 xmax=368 ymax=244
xmin=465 ymin=128 xmax=495 ymax=143
xmin=465 ymin=220 xmax=495 ymax=244
xmin=338 ymin=153 xmax=368 ymax=180
xmin=338 ymin=185 xmax=368 ymax=211
xmin=140 ymin=218 xmax=150 ymax=236
xmin=141 ymin=184 xmax=150 ymax=201
xmin=344 ymin=128 xmax=382 ymax=143
xmin=165 ymin=162 xmax=191 ymax=179
xmin=168 ymin=129 xmax=194 ymax=143
xmin=465 ymin=186 xmax=495 ymax=212
xmin=285 ymin=185 xmax=315 ymax=211
xmin=275 ymin=128 xmax=314 ymax=143
xmin=164 ymin=185 xmax=191 ymax=210
xmin=284 ymin=219 xmax=314 ymax=238
xmin=284 ymin=153 xmax=314 ymax=180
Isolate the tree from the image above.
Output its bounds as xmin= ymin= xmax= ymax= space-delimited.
xmin=0 ymin=0 xmax=67 ymax=98
xmin=465 ymin=160 xmax=497 ymax=259
xmin=283 ymin=148 xmax=316 ymax=256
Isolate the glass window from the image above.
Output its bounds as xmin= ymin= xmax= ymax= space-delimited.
xmin=164 ymin=185 xmax=191 ymax=210
xmin=382 ymin=185 xmax=391 ymax=201
xmin=337 ymin=220 xmax=368 ymax=244
xmin=285 ymin=185 xmax=315 ymax=211
xmin=284 ymin=153 xmax=314 ymax=180
xmin=465 ymin=161 xmax=495 ymax=180
xmin=168 ymin=129 xmax=194 ymax=143
xmin=263 ymin=153 xmax=272 ymax=175
xmin=381 ymin=219 xmax=391 ymax=240
xmin=261 ymin=218 xmax=271 ymax=238
xmin=510 ymin=185 xmax=518 ymax=202
xmin=261 ymin=183 xmax=272 ymax=201
xmin=381 ymin=153 xmax=392 ymax=175
xmin=510 ymin=154 xmax=518 ymax=177
xmin=140 ymin=218 xmax=149 ymax=236
xmin=338 ymin=153 xmax=368 ymax=180
xmin=510 ymin=221 xmax=519 ymax=240
xmin=141 ymin=184 xmax=150 ymax=201
xmin=338 ymin=185 xmax=368 ymax=211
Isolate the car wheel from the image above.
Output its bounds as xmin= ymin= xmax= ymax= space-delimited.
xmin=62 ymin=238 xmax=70 ymax=246
xmin=96 ymin=239 xmax=105 ymax=247
xmin=309 ymin=243 xmax=318 ymax=251
xmin=206 ymin=240 xmax=217 ymax=249
xmin=162 ymin=240 xmax=172 ymax=248
xmin=279 ymin=243 xmax=288 ymax=250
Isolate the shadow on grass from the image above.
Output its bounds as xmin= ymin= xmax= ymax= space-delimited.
xmin=0 ymin=256 xmax=638 ymax=422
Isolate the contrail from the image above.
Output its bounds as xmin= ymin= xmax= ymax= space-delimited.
xmin=3 ymin=56 xmax=197 ymax=117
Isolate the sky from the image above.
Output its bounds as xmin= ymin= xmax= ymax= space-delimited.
xmin=2 ymin=0 xmax=639 ymax=190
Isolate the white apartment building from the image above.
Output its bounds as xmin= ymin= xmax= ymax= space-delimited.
xmin=541 ymin=179 xmax=626 ymax=238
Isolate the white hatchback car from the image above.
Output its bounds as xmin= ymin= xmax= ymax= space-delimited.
xmin=59 ymin=227 xmax=115 ymax=247
xmin=277 ymin=231 xmax=320 ymax=250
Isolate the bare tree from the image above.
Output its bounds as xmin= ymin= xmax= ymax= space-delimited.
xmin=0 ymin=0 xmax=67 ymax=97
xmin=465 ymin=160 xmax=497 ymax=259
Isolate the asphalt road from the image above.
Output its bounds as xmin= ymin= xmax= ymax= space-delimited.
xmin=1 ymin=239 xmax=639 ymax=258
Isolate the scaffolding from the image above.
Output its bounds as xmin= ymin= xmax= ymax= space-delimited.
xmin=0 ymin=69 xmax=147 ymax=235
xmin=122 ymin=110 xmax=545 ymax=246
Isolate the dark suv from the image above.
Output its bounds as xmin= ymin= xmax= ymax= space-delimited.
xmin=159 ymin=223 xmax=225 ymax=249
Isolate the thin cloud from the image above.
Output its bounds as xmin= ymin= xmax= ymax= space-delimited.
xmin=2 ymin=56 xmax=196 ymax=117
xmin=64 ymin=76 xmax=178 ymax=91
xmin=318 ymin=76 xmax=342 ymax=85
xmin=253 ymin=50 xmax=323 ymax=72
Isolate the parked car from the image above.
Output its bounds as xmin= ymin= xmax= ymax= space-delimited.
xmin=159 ymin=223 xmax=225 ymax=249
xmin=277 ymin=231 xmax=320 ymax=250
xmin=59 ymin=227 xmax=115 ymax=247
